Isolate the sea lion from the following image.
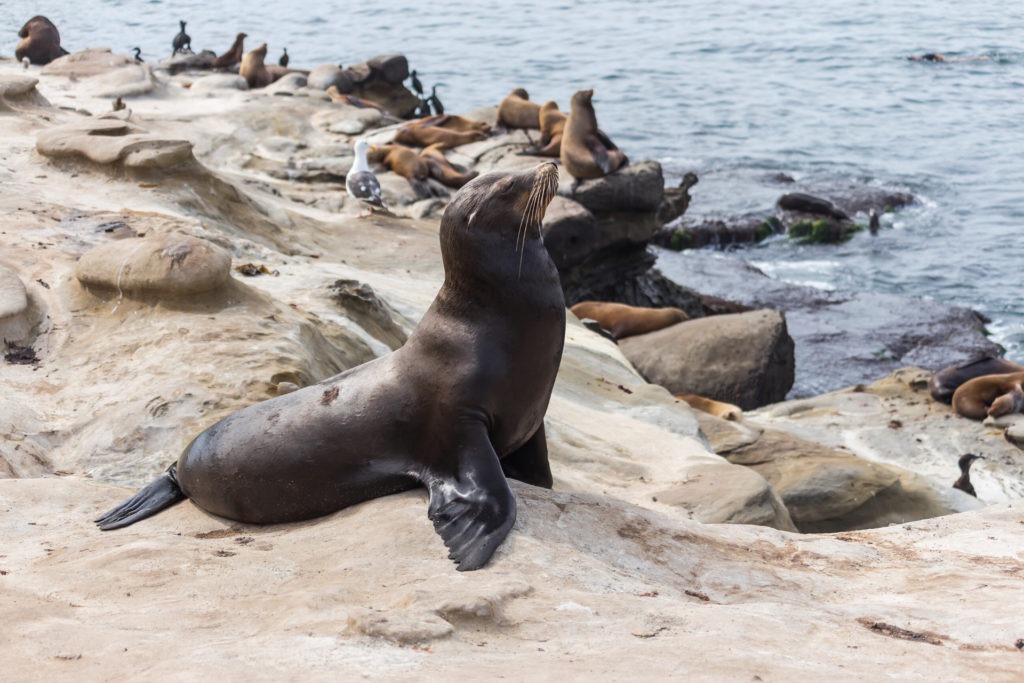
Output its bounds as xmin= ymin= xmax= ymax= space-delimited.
xmin=15 ymin=15 xmax=69 ymax=66
xmin=368 ymin=143 xmax=431 ymax=197
xmin=560 ymin=89 xmax=628 ymax=181
xmin=497 ymin=88 xmax=541 ymax=131
xmin=240 ymin=43 xmax=272 ymax=88
xmin=96 ymin=163 xmax=565 ymax=572
xmin=951 ymin=371 xmax=1024 ymax=420
xmin=524 ymin=100 xmax=566 ymax=157
xmin=405 ymin=114 xmax=490 ymax=134
xmin=212 ymin=32 xmax=247 ymax=69
xmin=172 ymin=20 xmax=191 ymax=56
xmin=570 ymin=301 xmax=688 ymax=340
xmin=420 ymin=143 xmax=478 ymax=188
xmin=394 ymin=123 xmax=487 ymax=150
xmin=928 ymin=356 xmax=1024 ymax=404
xmin=674 ymin=394 xmax=743 ymax=421
xmin=952 ymin=453 xmax=983 ymax=497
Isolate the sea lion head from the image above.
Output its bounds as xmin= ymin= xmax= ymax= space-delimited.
xmin=511 ymin=88 xmax=529 ymax=100
xmin=252 ymin=43 xmax=268 ymax=61
xmin=571 ymin=88 xmax=594 ymax=109
xmin=440 ymin=163 xmax=559 ymax=275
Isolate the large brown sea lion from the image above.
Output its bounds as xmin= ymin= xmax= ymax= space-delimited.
xmin=420 ymin=143 xmax=478 ymax=188
xmin=368 ymin=143 xmax=431 ymax=196
xmin=394 ymin=124 xmax=488 ymax=150
xmin=570 ymin=300 xmax=688 ymax=340
xmin=212 ymin=32 xmax=247 ymax=69
xmin=15 ymin=15 xmax=69 ymax=66
xmin=928 ymin=356 xmax=1024 ymax=404
xmin=952 ymin=371 xmax=1024 ymax=420
xmin=95 ymin=163 xmax=566 ymax=572
xmin=239 ymin=43 xmax=272 ymax=88
xmin=560 ymin=89 xmax=628 ymax=181
xmin=674 ymin=394 xmax=743 ymax=421
xmin=497 ymin=88 xmax=541 ymax=131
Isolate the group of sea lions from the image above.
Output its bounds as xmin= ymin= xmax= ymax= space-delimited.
xmin=929 ymin=356 xmax=1024 ymax=420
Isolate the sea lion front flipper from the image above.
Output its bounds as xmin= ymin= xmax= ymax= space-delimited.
xmin=426 ymin=428 xmax=516 ymax=571
xmin=500 ymin=423 xmax=553 ymax=489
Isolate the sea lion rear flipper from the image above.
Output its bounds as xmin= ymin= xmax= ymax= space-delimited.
xmin=584 ymin=136 xmax=612 ymax=175
xmin=500 ymin=423 xmax=553 ymax=489
xmin=94 ymin=464 xmax=186 ymax=530
xmin=426 ymin=429 xmax=516 ymax=571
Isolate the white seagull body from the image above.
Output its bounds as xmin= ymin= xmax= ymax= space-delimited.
xmin=346 ymin=139 xmax=385 ymax=213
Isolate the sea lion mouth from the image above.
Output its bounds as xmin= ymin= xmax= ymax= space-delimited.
xmin=515 ymin=163 xmax=559 ymax=273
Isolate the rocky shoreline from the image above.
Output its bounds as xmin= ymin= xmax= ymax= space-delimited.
xmin=1 ymin=49 xmax=1022 ymax=679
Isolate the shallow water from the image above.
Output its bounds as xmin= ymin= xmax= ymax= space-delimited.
xmin=5 ymin=0 xmax=1023 ymax=357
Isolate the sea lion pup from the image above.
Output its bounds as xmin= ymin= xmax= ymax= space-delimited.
xmin=952 ymin=453 xmax=983 ymax=497
xmin=497 ymin=88 xmax=541 ymax=133
xmin=394 ymin=123 xmax=487 ymax=150
xmin=239 ymin=43 xmax=272 ymax=88
xmin=523 ymin=100 xmax=566 ymax=157
xmin=419 ymin=143 xmax=479 ymax=188
xmin=570 ymin=301 xmax=688 ymax=340
xmin=172 ymin=20 xmax=191 ymax=56
xmin=96 ymin=163 xmax=566 ymax=572
xmin=560 ymin=88 xmax=628 ymax=182
xmin=368 ymin=143 xmax=431 ymax=197
xmin=674 ymin=394 xmax=743 ymax=421
xmin=15 ymin=15 xmax=69 ymax=66
xmin=928 ymin=356 xmax=1024 ymax=404
xmin=346 ymin=139 xmax=386 ymax=215
xmin=211 ymin=32 xmax=247 ymax=69
xmin=951 ymin=371 xmax=1024 ymax=420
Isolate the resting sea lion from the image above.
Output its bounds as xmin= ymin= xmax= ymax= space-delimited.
xmin=928 ymin=356 xmax=1024 ymax=404
xmin=951 ymin=371 xmax=1024 ymax=420
xmin=405 ymin=113 xmax=490 ymax=133
xmin=15 ymin=15 xmax=69 ymax=66
xmin=420 ymin=143 xmax=478 ymax=188
xmin=395 ymin=124 xmax=487 ymax=150
xmin=95 ymin=163 xmax=566 ymax=572
xmin=570 ymin=301 xmax=688 ymax=340
xmin=523 ymin=100 xmax=566 ymax=157
xmin=240 ymin=43 xmax=272 ymax=88
xmin=674 ymin=394 xmax=743 ymax=421
xmin=368 ymin=143 xmax=431 ymax=197
xmin=212 ymin=32 xmax=247 ymax=69
xmin=560 ymin=89 xmax=628 ymax=181
xmin=497 ymin=88 xmax=541 ymax=131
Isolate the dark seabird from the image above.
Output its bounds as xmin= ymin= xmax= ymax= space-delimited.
xmin=868 ymin=208 xmax=880 ymax=235
xmin=346 ymin=140 xmax=385 ymax=215
xmin=410 ymin=69 xmax=424 ymax=96
xmin=428 ymin=84 xmax=444 ymax=115
xmin=953 ymin=453 xmax=983 ymax=497
xmin=132 ymin=47 xmax=144 ymax=63
xmin=172 ymin=20 xmax=191 ymax=56
xmin=278 ymin=47 xmax=289 ymax=67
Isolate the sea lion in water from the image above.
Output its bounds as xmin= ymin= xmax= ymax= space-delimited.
xmin=172 ymin=20 xmax=191 ymax=56
xmin=15 ymin=15 xmax=69 ymax=66
xmin=239 ymin=43 xmax=272 ymax=88
xmin=497 ymin=88 xmax=541 ymax=132
xmin=419 ymin=143 xmax=479 ymax=188
xmin=368 ymin=143 xmax=432 ymax=197
xmin=406 ymin=114 xmax=490 ymax=134
xmin=570 ymin=301 xmax=688 ymax=340
xmin=95 ymin=163 xmax=566 ymax=572
xmin=928 ymin=356 xmax=1024 ymax=404
xmin=560 ymin=89 xmax=628 ymax=181
xmin=212 ymin=32 xmax=247 ymax=69
xmin=951 ymin=371 xmax=1024 ymax=420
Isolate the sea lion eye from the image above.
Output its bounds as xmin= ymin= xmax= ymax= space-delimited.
xmin=495 ymin=178 xmax=515 ymax=194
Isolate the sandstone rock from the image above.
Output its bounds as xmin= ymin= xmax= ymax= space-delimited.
xmin=188 ymin=74 xmax=248 ymax=92
xmin=75 ymin=233 xmax=232 ymax=296
xmin=41 ymin=48 xmax=155 ymax=98
xmin=345 ymin=62 xmax=373 ymax=85
xmin=562 ymin=159 xmax=664 ymax=214
xmin=367 ymin=54 xmax=410 ymax=85
xmin=307 ymin=64 xmax=353 ymax=93
xmin=36 ymin=119 xmax=194 ymax=171
xmin=263 ymin=73 xmax=307 ymax=95
xmin=327 ymin=279 xmax=410 ymax=350
xmin=0 ymin=76 xmax=50 ymax=111
xmin=619 ymin=309 xmax=795 ymax=409
xmin=0 ymin=266 xmax=33 ymax=343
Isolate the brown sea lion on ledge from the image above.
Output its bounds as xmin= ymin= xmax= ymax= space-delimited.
xmin=497 ymin=88 xmax=541 ymax=131
xmin=420 ymin=143 xmax=478 ymax=188
xmin=394 ymin=123 xmax=487 ymax=150
xmin=928 ymin=356 xmax=1024 ymax=404
xmin=952 ymin=371 xmax=1024 ymax=420
xmin=239 ymin=43 xmax=272 ymax=88
xmin=560 ymin=89 xmax=628 ymax=181
xmin=16 ymin=16 xmax=69 ymax=66
xmin=570 ymin=300 xmax=688 ymax=340
xmin=212 ymin=32 xmax=247 ymax=69
xmin=95 ymin=163 xmax=566 ymax=572
xmin=368 ymin=143 xmax=431 ymax=196
xmin=523 ymin=100 xmax=566 ymax=157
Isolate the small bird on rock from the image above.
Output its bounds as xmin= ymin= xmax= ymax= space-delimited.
xmin=953 ymin=453 xmax=983 ymax=497
xmin=346 ymin=139 xmax=386 ymax=216
xmin=278 ymin=47 xmax=289 ymax=67
xmin=172 ymin=20 xmax=191 ymax=56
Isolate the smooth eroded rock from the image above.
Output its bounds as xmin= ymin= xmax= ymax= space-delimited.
xmin=307 ymin=64 xmax=354 ymax=93
xmin=36 ymin=119 xmax=194 ymax=170
xmin=75 ymin=233 xmax=232 ymax=296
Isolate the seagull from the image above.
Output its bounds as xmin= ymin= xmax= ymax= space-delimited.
xmin=346 ymin=139 xmax=385 ymax=216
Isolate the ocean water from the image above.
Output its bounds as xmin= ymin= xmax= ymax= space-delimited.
xmin=5 ymin=1 xmax=1024 ymax=357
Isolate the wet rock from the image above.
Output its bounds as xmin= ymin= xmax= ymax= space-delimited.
xmin=161 ymin=50 xmax=217 ymax=74
xmin=540 ymin=197 xmax=598 ymax=270
xmin=654 ymin=214 xmax=778 ymax=251
xmin=777 ymin=192 xmax=850 ymax=220
xmin=367 ymin=54 xmax=410 ymax=85
xmin=619 ymin=309 xmax=795 ymax=410
xmin=307 ymin=64 xmax=353 ymax=93
xmin=656 ymin=251 xmax=1001 ymax=398
xmin=656 ymin=171 xmax=698 ymax=225
xmin=36 ymin=119 xmax=195 ymax=171
xmin=562 ymin=160 xmax=664 ymax=214
xmin=75 ymin=233 xmax=232 ymax=297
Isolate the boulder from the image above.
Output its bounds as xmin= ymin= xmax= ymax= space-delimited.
xmin=0 ymin=266 xmax=34 ymax=343
xmin=0 ymin=76 xmax=50 ymax=111
xmin=36 ymin=119 xmax=194 ymax=171
xmin=619 ymin=309 xmax=795 ymax=409
xmin=562 ymin=159 xmax=664 ymax=214
xmin=367 ymin=54 xmax=410 ymax=85
xmin=41 ymin=48 xmax=155 ymax=98
xmin=540 ymin=196 xmax=598 ymax=270
xmin=263 ymin=73 xmax=307 ymax=96
xmin=75 ymin=233 xmax=232 ymax=297
xmin=187 ymin=74 xmax=248 ymax=93
xmin=307 ymin=64 xmax=354 ymax=93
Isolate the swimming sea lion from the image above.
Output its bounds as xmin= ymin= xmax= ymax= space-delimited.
xmin=420 ymin=143 xmax=479 ymax=188
xmin=172 ymin=20 xmax=191 ymax=56
xmin=497 ymin=88 xmax=541 ymax=131
xmin=928 ymin=356 xmax=1024 ymax=404
xmin=240 ymin=43 xmax=272 ymax=88
xmin=524 ymin=100 xmax=566 ymax=157
xmin=570 ymin=301 xmax=688 ymax=340
xmin=674 ymin=393 xmax=743 ymax=421
xmin=951 ymin=371 xmax=1024 ymax=420
xmin=96 ymin=163 xmax=566 ymax=572
xmin=368 ymin=143 xmax=431 ymax=197
xmin=212 ymin=32 xmax=247 ymax=69
xmin=15 ymin=15 xmax=69 ymax=66
xmin=560 ymin=89 xmax=628 ymax=181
